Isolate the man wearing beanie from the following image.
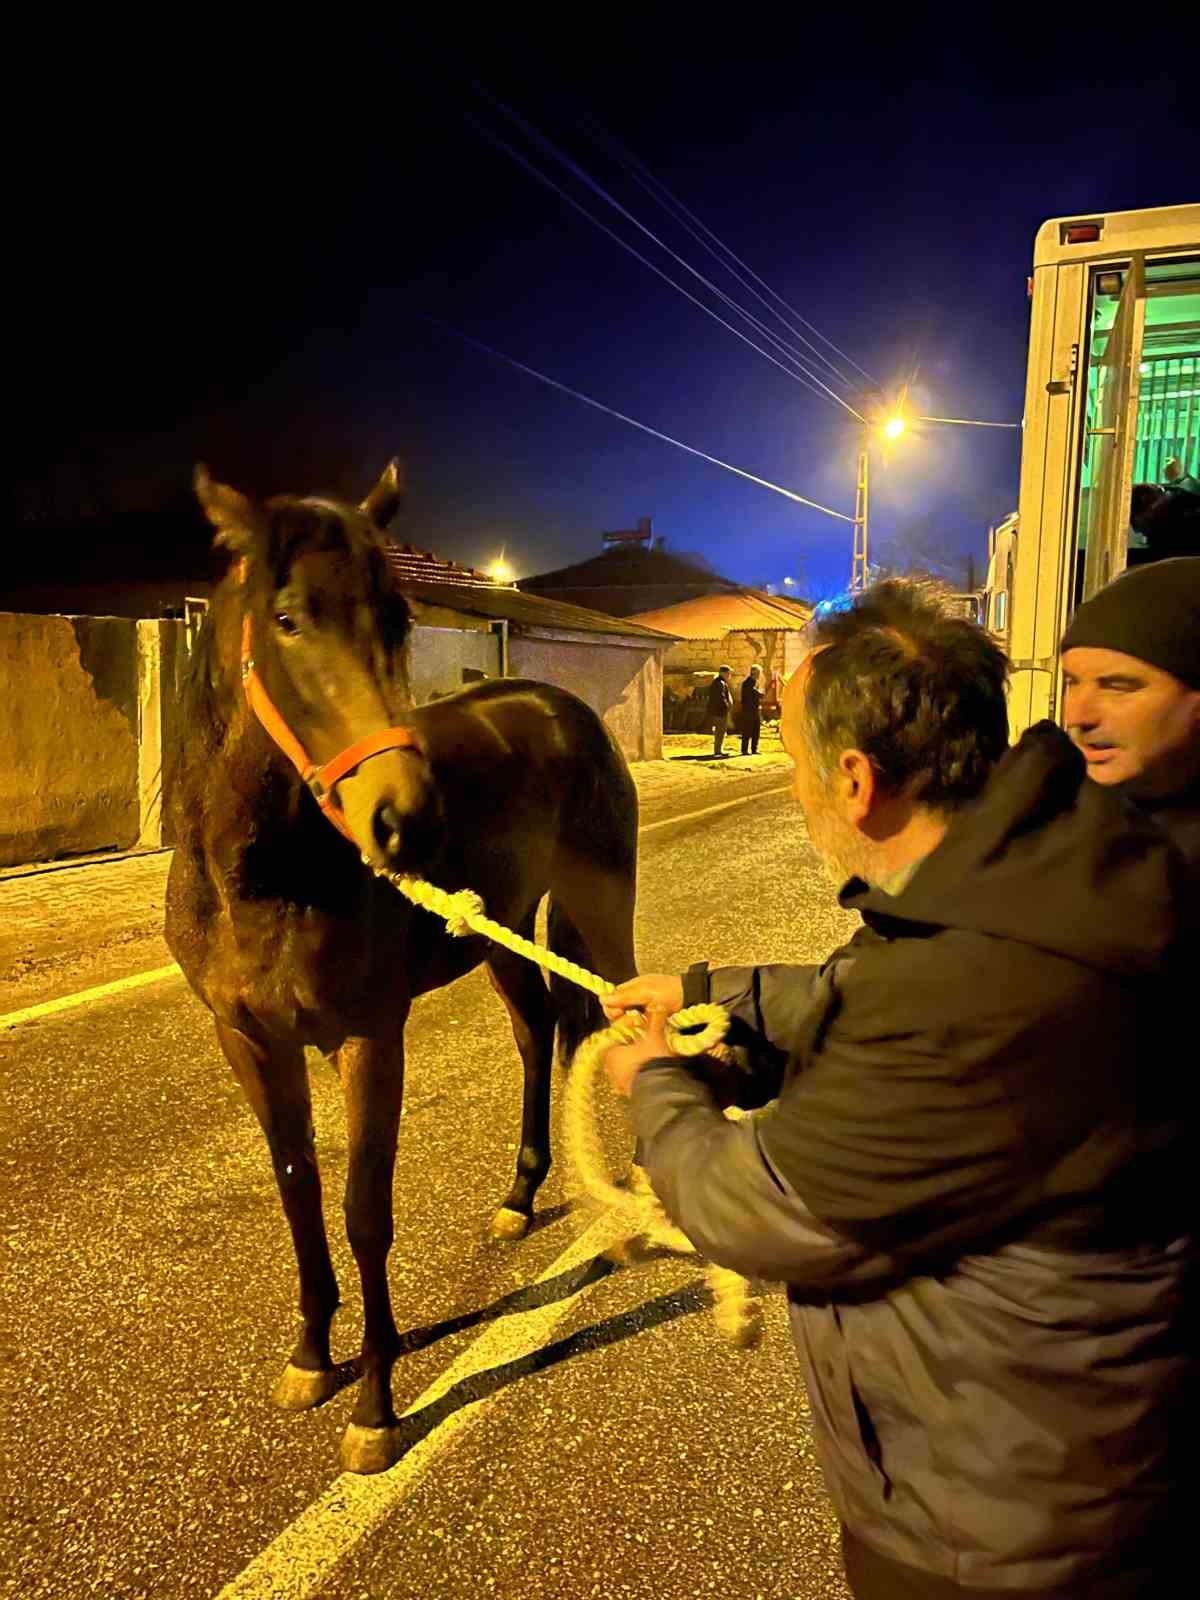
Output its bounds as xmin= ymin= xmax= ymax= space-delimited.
xmin=1060 ymin=557 xmax=1200 ymax=859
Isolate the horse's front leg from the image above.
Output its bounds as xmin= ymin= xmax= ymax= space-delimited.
xmin=486 ymin=926 xmax=557 ymax=1241
xmin=214 ymin=1021 xmax=340 ymax=1409
xmin=338 ymin=1022 xmax=407 ymax=1474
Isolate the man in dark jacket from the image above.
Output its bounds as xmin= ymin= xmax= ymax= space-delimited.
xmin=603 ymin=581 xmax=1198 ymax=1599
xmin=1129 ymin=460 xmax=1200 ymax=561
xmin=706 ymin=664 xmax=734 ymax=756
xmin=740 ymin=663 xmax=764 ymax=755
xmin=1061 ymin=555 xmax=1200 ymax=863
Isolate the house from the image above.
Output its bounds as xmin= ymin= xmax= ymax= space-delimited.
xmin=384 ymin=544 xmax=677 ymax=762
xmin=518 ymin=536 xmax=741 ymax=619
xmin=626 ymin=589 xmax=815 ymax=719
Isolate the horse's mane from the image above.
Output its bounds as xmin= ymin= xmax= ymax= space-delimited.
xmin=179 ymin=606 xmax=231 ymax=756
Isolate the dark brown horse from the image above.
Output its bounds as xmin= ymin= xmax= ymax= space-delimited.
xmin=165 ymin=462 xmax=637 ymax=1473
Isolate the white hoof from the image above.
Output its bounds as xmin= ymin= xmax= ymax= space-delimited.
xmin=272 ymin=1362 xmax=338 ymax=1411
xmin=340 ymin=1422 xmax=405 ymax=1474
xmin=490 ymin=1206 xmax=530 ymax=1240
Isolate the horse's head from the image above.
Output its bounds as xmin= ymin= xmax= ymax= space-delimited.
xmin=196 ymin=460 xmax=445 ymax=874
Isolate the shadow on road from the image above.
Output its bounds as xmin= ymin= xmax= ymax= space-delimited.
xmin=392 ymin=1278 xmax=709 ymax=1457
xmin=396 ymin=1250 xmax=617 ymax=1356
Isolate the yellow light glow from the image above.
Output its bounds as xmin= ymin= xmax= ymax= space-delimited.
xmin=489 ymin=558 xmax=514 ymax=585
xmin=883 ymin=416 xmax=906 ymax=440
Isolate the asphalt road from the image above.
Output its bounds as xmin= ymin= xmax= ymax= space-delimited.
xmin=2 ymin=773 xmax=860 ymax=1600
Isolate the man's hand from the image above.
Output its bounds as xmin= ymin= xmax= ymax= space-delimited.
xmin=601 ymin=973 xmax=684 ymax=1022
xmin=603 ymin=1008 xmax=672 ymax=1098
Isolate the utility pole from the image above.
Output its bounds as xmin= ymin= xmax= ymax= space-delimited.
xmin=851 ymin=440 xmax=870 ymax=592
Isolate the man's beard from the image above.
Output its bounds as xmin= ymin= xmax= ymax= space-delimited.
xmin=806 ymin=802 xmax=873 ymax=890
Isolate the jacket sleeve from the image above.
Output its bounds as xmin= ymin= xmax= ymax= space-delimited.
xmin=681 ymin=953 xmax=825 ymax=1107
xmin=686 ymin=952 xmax=892 ymax=1107
xmin=684 ymin=959 xmax=820 ymax=1044
xmin=630 ymin=1062 xmax=900 ymax=1290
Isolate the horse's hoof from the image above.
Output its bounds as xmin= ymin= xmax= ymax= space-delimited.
xmin=340 ymin=1423 xmax=405 ymax=1475
xmin=273 ymin=1362 xmax=338 ymax=1411
xmin=490 ymin=1206 xmax=530 ymax=1240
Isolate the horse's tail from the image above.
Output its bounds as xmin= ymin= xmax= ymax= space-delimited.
xmin=547 ymin=899 xmax=607 ymax=1066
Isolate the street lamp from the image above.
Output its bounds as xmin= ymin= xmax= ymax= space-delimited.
xmin=850 ymin=405 xmax=1020 ymax=590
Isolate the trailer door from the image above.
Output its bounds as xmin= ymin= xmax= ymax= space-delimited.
xmin=1081 ymin=255 xmax=1147 ymax=597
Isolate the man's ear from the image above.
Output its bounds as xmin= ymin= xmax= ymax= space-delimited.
xmin=839 ymin=749 xmax=878 ymax=825
xmin=194 ymin=465 xmax=266 ymax=555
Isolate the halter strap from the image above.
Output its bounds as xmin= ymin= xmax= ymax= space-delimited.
xmin=240 ymin=615 xmax=422 ymax=845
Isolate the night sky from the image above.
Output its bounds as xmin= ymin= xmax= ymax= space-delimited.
xmin=8 ymin=8 xmax=1197 ymax=605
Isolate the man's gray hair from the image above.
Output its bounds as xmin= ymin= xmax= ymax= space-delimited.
xmin=799 ymin=580 xmax=1009 ymax=811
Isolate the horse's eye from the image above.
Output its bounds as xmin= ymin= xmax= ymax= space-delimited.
xmin=275 ymin=612 xmax=301 ymax=637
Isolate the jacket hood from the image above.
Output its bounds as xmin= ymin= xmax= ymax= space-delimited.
xmin=844 ymin=722 xmax=1197 ymax=980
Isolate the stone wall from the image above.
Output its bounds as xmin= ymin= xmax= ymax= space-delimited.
xmin=663 ymin=628 xmax=808 ymax=687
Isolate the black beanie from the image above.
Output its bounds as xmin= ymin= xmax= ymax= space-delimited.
xmin=1060 ymin=558 xmax=1200 ymax=688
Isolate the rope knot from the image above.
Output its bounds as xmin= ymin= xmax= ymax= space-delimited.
xmin=443 ymin=888 xmax=486 ymax=938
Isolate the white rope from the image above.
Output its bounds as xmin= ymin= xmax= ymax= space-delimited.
xmin=366 ymin=856 xmax=762 ymax=1348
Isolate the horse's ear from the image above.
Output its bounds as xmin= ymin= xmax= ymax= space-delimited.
xmin=360 ymin=458 xmax=405 ymax=530
xmin=194 ymin=465 xmax=265 ymax=555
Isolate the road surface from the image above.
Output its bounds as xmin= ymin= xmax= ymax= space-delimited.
xmin=2 ymin=758 xmax=861 ymax=1600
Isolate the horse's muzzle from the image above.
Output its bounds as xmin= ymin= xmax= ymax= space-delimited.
xmin=371 ymin=792 xmax=445 ymax=874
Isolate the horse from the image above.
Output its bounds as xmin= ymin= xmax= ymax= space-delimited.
xmin=164 ymin=461 xmax=638 ymax=1474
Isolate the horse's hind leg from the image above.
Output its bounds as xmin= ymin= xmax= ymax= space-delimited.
xmin=338 ymin=1025 xmax=407 ymax=1475
xmin=485 ymin=915 xmax=557 ymax=1241
xmin=215 ymin=1021 xmax=340 ymax=1410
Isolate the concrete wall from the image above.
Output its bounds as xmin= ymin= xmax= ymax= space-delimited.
xmin=0 ymin=606 xmax=663 ymax=866
xmin=508 ymin=636 xmax=663 ymax=762
xmin=0 ymin=613 xmax=142 ymax=866
xmin=407 ymin=596 xmax=666 ymax=762
xmin=138 ymin=620 xmax=193 ymax=850
xmin=409 ymin=624 xmax=502 ymax=703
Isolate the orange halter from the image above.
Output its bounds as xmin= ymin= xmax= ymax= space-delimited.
xmin=240 ymin=614 xmax=422 ymax=847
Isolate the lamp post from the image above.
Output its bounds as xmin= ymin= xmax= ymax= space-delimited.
xmin=850 ymin=408 xmax=1020 ymax=591
xmin=851 ymin=440 xmax=872 ymax=592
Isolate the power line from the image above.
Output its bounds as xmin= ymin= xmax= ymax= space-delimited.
xmin=918 ymin=414 xmax=1022 ymax=429
xmin=468 ymin=92 xmax=864 ymax=418
xmin=578 ymin=115 xmax=877 ymax=389
xmin=462 ymin=113 xmax=850 ymax=415
xmin=427 ymin=318 xmax=855 ymax=523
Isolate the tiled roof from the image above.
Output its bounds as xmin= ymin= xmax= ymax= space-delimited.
xmin=385 ymin=544 xmax=499 ymax=587
xmin=383 ymin=545 xmax=677 ymax=641
xmin=628 ymin=590 xmax=814 ymax=638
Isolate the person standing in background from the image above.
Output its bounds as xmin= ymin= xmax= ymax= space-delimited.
xmin=740 ymin=663 xmax=763 ymax=755
xmin=706 ymin=665 xmax=734 ymax=756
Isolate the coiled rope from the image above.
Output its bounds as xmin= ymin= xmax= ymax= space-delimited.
xmin=367 ymin=859 xmax=761 ymax=1348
